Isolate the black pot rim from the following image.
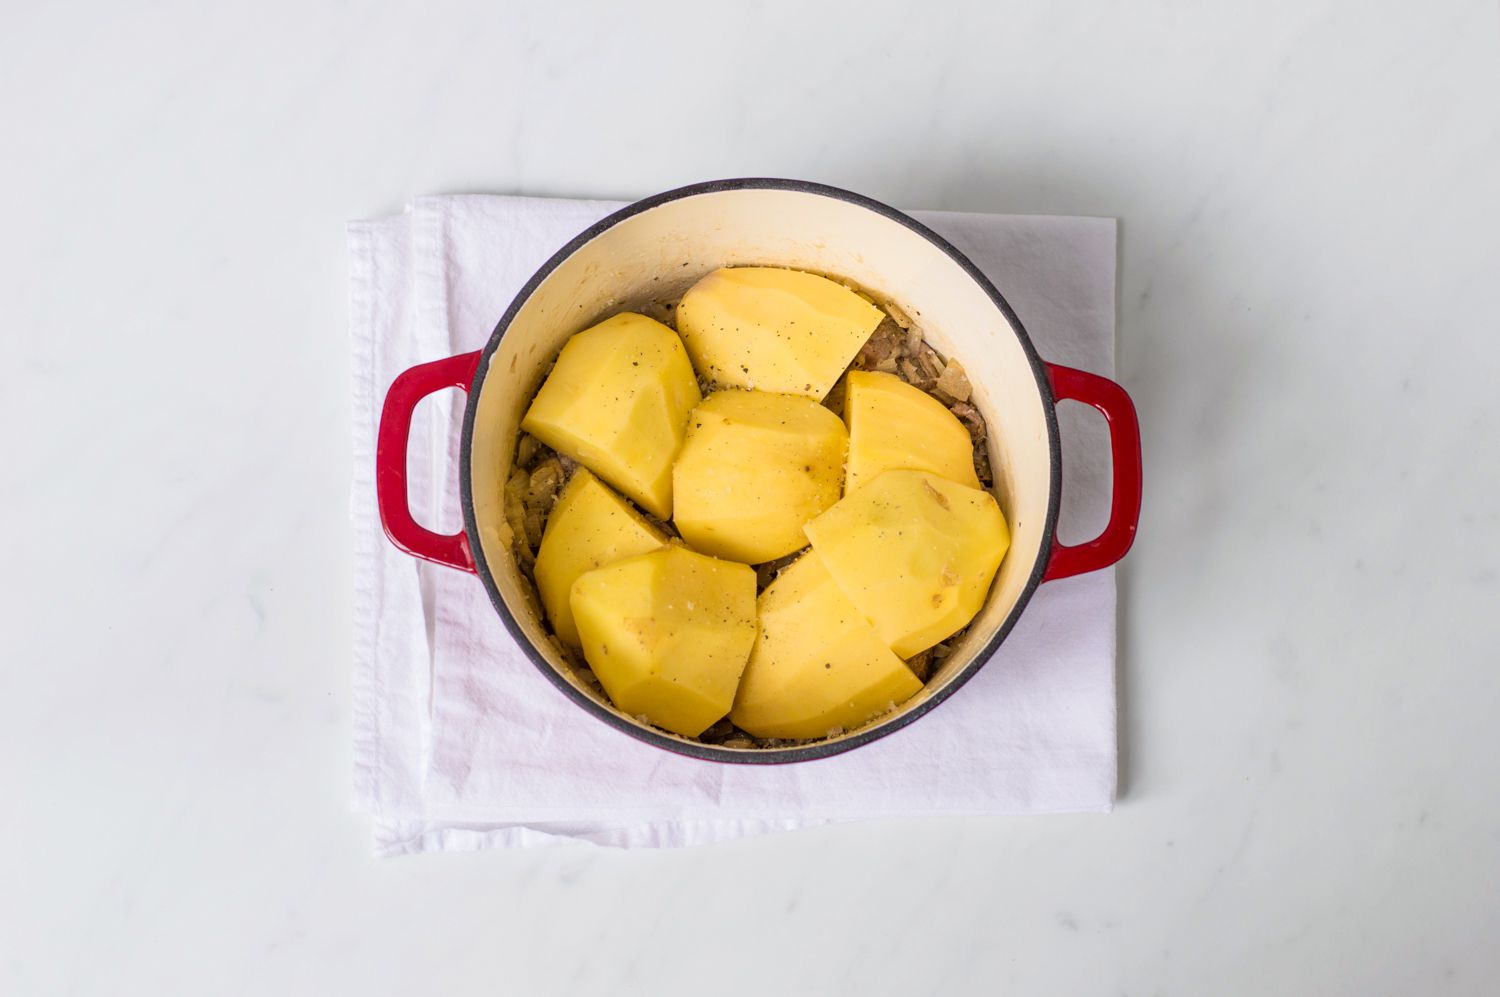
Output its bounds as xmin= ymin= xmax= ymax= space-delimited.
xmin=459 ymin=177 xmax=1062 ymax=765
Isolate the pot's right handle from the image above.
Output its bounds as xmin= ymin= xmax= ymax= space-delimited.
xmin=1042 ymin=363 xmax=1142 ymax=582
xmin=375 ymin=351 xmax=482 ymax=573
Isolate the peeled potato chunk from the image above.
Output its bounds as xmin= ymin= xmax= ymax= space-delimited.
xmin=521 ymin=313 xmax=700 ymax=518
xmin=676 ymin=267 xmax=883 ymax=399
xmin=570 ymin=545 xmax=757 ymax=737
xmin=804 ymin=469 xmax=1009 ymax=658
xmin=673 ymin=390 xmax=847 ymax=564
xmin=731 ymin=551 xmax=922 ymax=740
xmin=533 ymin=469 xmax=667 ymax=648
xmin=844 ymin=370 xmax=981 ymax=493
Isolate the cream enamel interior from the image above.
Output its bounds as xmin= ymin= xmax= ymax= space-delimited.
xmin=468 ymin=188 xmax=1054 ymax=751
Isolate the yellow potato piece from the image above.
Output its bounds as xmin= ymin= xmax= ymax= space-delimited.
xmin=533 ymin=470 xmax=668 ymax=648
xmin=570 ymin=545 xmax=757 ymax=738
xmin=521 ymin=313 xmax=700 ymax=519
xmin=672 ymin=390 xmax=847 ymax=564
xmin=676 ymin=267 xmax=884 ymax=399
xmin=844 ymin=370 xmax=981 ymax=493
xmin=804 ymin=469 xmax=1009 ymax=658
xmin=731 ymin=551 xmax=922 ymax=740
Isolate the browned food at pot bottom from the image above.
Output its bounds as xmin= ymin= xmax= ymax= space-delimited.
xmin=846 ymin=317 xmax=991 ymax=488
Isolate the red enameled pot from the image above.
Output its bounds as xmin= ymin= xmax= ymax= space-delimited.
xmin=376 ymin=179 xmax=1141 ymax=763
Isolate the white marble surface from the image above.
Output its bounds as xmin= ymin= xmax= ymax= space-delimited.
xmin=2 ymin=1 xmax=1497 ymax=993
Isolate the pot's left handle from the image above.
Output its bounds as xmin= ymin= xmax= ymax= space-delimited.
xmin=375 ymin=351 xmax=482 ymax=573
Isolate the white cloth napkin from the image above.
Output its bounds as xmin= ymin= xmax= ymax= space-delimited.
xmin=349 ymin=194 xmax=1119 ymax=855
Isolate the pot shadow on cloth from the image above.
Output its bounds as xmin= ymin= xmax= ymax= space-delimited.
xmin=459 ymin=165 xmax=1251 ymax=804
xmin=888 ymin=160 xmax=1256 ymax=805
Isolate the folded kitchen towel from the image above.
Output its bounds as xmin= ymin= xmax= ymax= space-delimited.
xmin=348 ymin=193 xmax=1119 ymax=855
